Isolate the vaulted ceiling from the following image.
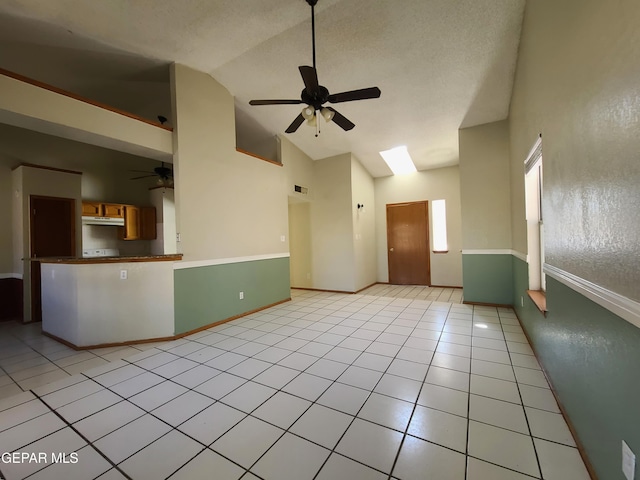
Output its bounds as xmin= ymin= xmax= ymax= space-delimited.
xmin=0 ymin=0 xmax=525 ymax=177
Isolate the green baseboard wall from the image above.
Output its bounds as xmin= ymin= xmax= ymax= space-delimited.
xmin=512 ymin=256 xmax=640 ymax=480
xmin=462 ymin=254 xmax=513 ymax=304
xmin=174 ymin=256 xmax=291 ymax=335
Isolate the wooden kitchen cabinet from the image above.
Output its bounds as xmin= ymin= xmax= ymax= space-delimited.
xmin=119 ymin=205 xmax=156 ymax=241
xmin=102 ymin=203 xmax=125 ymax=218
xmin=140 ymin=207 xmax=157 ymax=240
xmin=82 ymin=202 xmax=101 ymax=216
xmin=82 ymin=202 xmax=125 ymax=218
xmin=120 ymin=206 xmax=140 ymax=240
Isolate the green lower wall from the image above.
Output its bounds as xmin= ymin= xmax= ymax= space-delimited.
xmin=174 ymin=256 xmax=291 ymax=335
xmin=462 ymin=254 xmax=513 ymax=304
xmin=512 ymin=256 xmax=640 ymax=480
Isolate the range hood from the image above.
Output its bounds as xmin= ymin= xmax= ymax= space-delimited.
xmin=81 ymin=216 xmax=125 ymax=226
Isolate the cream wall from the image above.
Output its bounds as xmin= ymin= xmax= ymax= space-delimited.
xmin=0 ymin=161 xmax=13 ymax=274
xmin=310 ymin=153 xmax=354 ymax=291
xmin=171 ymin=64 xmax=288 ymax=261
xmin=374 ymin=166 xmax=463 ymax=287
xmin=509 ymin=0 xmax=640 ymax=302
xmin=459 ymin=120 xmax=512 ymax=249
xmin=288 ymin=202 xmax=312 ymax=288
xmin=351 ymin=156 xmax=377 ymax=291
xmin=12 ymin=165 xmax=82 ymax=321
xmin=0 ymin=73 xmax=172 ymax=162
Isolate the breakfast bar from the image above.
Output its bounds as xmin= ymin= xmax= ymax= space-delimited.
xmin=39 ymin=254 xmax=182 ymax=348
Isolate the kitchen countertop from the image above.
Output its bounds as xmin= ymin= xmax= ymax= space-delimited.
xmin=35 ymin=254 xmax=182 ymax=264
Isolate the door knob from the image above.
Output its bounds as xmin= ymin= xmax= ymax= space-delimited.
xmin=389 ymin=247 xmax=394 ymax=252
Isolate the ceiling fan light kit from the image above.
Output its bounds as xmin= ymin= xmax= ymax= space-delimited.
xmin=248 ymin=0 xmax=381 ymax=135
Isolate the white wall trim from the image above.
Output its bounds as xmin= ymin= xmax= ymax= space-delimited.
xmin=0 ymin=273 xmax=23 ymax=279
xmin=544 ymin=263 xmax=640 ymax=330
xmin=511 ymin=251 xmax=528 ymax=263
xmin=462 ymin=249 xmax=527 ymax=262
xmin=174 ymin=253 xmax=290 ymax=270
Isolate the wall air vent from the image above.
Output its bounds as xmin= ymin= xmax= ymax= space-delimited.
xmin=294 ymin=185 xmax=309 ymax=195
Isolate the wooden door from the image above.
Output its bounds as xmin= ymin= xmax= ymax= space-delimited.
xmin=386 ymin=201 xmax=430 ymax=285
xmin=30 ymin=196 xmax=76 ymax=321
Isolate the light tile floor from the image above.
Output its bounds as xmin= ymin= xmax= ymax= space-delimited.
xmin=0 ymin=288 xmax=590 ymax=480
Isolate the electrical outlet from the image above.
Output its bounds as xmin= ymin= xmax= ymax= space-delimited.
xmin=623 ymin=440 xmax=636 ymax=480
xmin=120 ymin=270 xmax=128 ymax=280
xmin=176 ymin=233 xmax=181 ymax=242
xmin=239 ymin=292 xmax=244 ymax=300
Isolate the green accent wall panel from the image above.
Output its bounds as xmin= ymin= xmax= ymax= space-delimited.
xmin=174 ymin=257 xmax=291 ymax=335
xmin=512 ymin=256 xmax=640 ymax=480
xmin=462 ymin=254 xmax=513 ymax=304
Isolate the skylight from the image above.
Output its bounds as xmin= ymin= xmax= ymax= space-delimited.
xmin=379 ymin=146 xmax=416 ymax=175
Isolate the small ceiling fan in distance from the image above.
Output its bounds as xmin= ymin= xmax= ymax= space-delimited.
xmin=130 ymin=162 xmax=174 ymax=186
xmin=249 ymin=0 xmax=381 ymax=136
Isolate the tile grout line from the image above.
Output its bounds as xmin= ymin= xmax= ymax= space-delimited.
xmin=31 ymin=391 xmax=133 ymax=480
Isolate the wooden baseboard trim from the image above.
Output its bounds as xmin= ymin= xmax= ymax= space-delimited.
xmin=462 ymin=300 xmax=511 ymax=308
xmin=431 ymin=285 xmax=463 ymax=289
xmin=355 ymin=282 xmax=379 ymax=293
xmin=42 ymin=297 xmax=291 ymax=350
xmin=513 ymin=311 xmax=598 ymax=480
xmin=292 ymin=287 xmax=356 ymax=294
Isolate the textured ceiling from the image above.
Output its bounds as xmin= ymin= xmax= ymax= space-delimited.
xmin=0 ymin=0 xmax=525 ymax=177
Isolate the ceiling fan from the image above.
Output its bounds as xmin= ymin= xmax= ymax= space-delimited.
xmin=249 ymin=0 xmax=381 ymax=136
xmin=130 ymin=162 xmax=174 ymax=186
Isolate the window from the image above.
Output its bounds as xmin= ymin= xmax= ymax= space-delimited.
xmin=432 ymin=199 xmax=448 ymax=252
xmin=524 ymin=135 xmax=545 ymax=291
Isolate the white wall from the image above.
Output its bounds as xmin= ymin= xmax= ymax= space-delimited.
xmin=41 ymin=261 xmax=174 ymax=346
xmin=374 ymin=166 xmax=463 ymax=287
xmin=171 ymin=64 xmax=289 ymax=261
xmin=459 ymin=120 xmax=512 ymax=249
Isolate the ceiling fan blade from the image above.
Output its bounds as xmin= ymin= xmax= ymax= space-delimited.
xmin=130 ymin=174 xmax=157 ymax=180
xmin=299 ymin=66 xmax=319 ymax=93
xmin=327 ymin=107 xmax=355 ymax=131
xmin=328 ymin=86 xmax=381 ymax=104
xmin=249 ymin=99 xmax=303 ymax=105
xmin=285 ymin=114 xmax=306 ymax=133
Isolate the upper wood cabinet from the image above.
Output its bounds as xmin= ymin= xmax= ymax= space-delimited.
xmin=118 ymin=205 xmax=156 ymax=241
xmin=120 ymin=206 xmax=141 ymax=240
xmin=82 ymin=202 xmax=101 ymax=216
xmin=140 ymin=207 xmax=157 ymax=240
xmin=102 ymin=203 xmax=125 ymax=218
xmin=82 ymin=202 xmax=125 ymax=218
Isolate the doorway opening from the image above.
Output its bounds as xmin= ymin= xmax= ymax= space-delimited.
xmin=386 ymin=201 xmax=431 ymax=285
xmin=30 ymin=195 xmax=76 ymax=322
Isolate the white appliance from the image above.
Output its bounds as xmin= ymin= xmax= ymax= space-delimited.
xmin=81 ymin=216 xmax=125 ymax=226
xmin=82 ymin=248 xmax=120 ymax=258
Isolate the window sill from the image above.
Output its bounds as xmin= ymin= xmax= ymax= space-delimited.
xmin=432 ymin=250 xmax=448 ymax=254
xmin=527 ymin=289 xmax=547 ymax=316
